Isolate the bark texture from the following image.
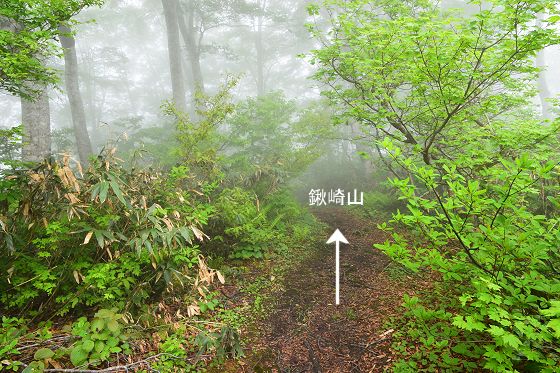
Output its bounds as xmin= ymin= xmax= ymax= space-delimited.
xmin=21 ymin=83 xmax=51 ymax=162
xmin=162 ymin=0 xmax=187 ymax=111
xmin=59 ymin=24 xmax=94 ymax=166
xmin=255 ymin=9 xmax=265 ymax=97
xmin=178 ymin=2 xmax=204 ymax=95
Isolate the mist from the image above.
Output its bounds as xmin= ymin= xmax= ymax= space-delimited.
xmin=1 ymin=0 xmax=560 ymax=371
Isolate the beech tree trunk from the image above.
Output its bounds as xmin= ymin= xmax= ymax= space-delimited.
xmin=2 ymin=16 xmax=51 ymax=162
xmin=536 ymin=14 xmax=553 ymax=121
xmin=59 ymin=24 xmax=94 ymax=167
xmin=536 ymin=49 xmax=553 ymax=121
xmin=21 ymin=83 xmax=51 ymax=162
xmin=255 ymin=13 xmax=265 ymax=96
xmin=178 ymin=2 xmax=204 ymax=95
xmin=162 ymin=0 xmax=187 ymax=111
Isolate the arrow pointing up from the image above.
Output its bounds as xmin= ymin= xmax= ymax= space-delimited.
xmin=327 ymin=228 xmax=348 ymax=244
xmin=327 ymin=228 xmax=349 ymax=305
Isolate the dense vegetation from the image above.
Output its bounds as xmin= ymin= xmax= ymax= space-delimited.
xmin=309 ymin=0 xmax=560 ymax=370
xmin=1 ymin=0 xmax=560 ymax=371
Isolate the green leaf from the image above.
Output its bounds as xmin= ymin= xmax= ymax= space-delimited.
xmin=91 ymin=318 xmax=105 ymax=332
xmin=98 ymin=181 xmax=109 ymax=203
xmin=94 ymin=340 xmax=105 ymax=353
xmin=487 ymin=325 xmax=505 ymax=337
xmin=106 ymin=320 xmax=120 ymax=334
xmin=95 ymin=309 xmax=115 ymax=318
xmin=546 ymin=319 xmax=560 ymax=338
xmin=109 ymin=180 xmax=128 ymax=206
xmin=70 ymin=347 xmax=88 ymax=366
xmin=82 ymin=339 xmax=95 ymax=353
xmin=502 ymin=332 xmax=522 ymax=349
xmin=34 ymin=347 xmax=54 ymax=360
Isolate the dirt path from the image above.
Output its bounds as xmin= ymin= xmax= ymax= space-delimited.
xmin=231 ymin=208 xmax=425 ymax=373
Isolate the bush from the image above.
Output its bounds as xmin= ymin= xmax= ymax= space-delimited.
xmin=210 ymin=187 xmax=282 ymax=260
xmin=0 ymin=151 xmax=209 ymax=317
xmin=358 ymin=189 xmax=404 ymax=220
xmin=377 ymin=139 xmax=560 ymax=371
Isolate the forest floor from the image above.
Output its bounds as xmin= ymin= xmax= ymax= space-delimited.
xmin=222 ymin=207 xmax=432 ymax=373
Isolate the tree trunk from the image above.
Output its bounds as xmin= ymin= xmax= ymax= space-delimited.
xmin=178 ymin=2 xmax=204 ymax=95
xmin=162 ymin=0 xmax=187 ymax=111
xmin=536 ymin=13 xmax=553 ymax=121
xmin=536 ymin=49 xmax=553 ymax=121
xmin=3 ymin=17 xmax=51 ymax=162
xmin=21 ymin=83 xmax=51 ymax=162
xmin=59 ymin=24 xmax=93 ymax=167
xmin=255 ymin=14 xmax=265 ymax=96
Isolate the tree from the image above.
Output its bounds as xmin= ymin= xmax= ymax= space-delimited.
xmin=0 ymin=0 xmax=102 ymax=162
xmin=162 ymin=0 xmax=187 ymax=111
xmin=222 ymin=91 xmax=331 ymax=195
xmin=59 ymin=23 xmax=94 ymax=166
xmin=536 ymin=48 xmax=553 ymax=120
xmin=536 ymin=14 xmax=554 ymax=121
xmin=311 ymin=0 xmax=560 ymax=370
xmin=253 ymin=0 xmax=266 ymax=96
xmin=174 ymin=0 xmax=249 ymax=96
xmin=309 ymin=0 xmax=560 ymax=166
xmin=177 ymin=0 xmax=204 ymax=94
xmin=20 ymin=81 xmax=51 ymax=161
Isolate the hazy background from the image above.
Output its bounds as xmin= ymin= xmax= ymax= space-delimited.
xmin=1 ymin=0 xmax=558 ymax=154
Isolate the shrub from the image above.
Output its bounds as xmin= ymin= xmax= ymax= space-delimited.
xmin=211 ymin=187 xmax=279 ymax=260
xmin=0 ymin=151 xmax=208 ymax=317
xmin=377 ymin=139 xmax=560 ymax=371
xmin=68 ymin=308 xmax=131 ymax=367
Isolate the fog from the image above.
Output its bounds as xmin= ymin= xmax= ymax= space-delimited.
xmin=1 ymin=0 xmax=558 ymax=162
xmin=0 ymin=0 xmax=322 ymax=156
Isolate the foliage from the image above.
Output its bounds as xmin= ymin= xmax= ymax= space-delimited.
xmin=0 ymin=72 xmax=332 ymax=370
xmin=162 ymin=82 xmax=331 ymax=261
xmin=356 ymin=189 xmax=404 ymax=220
xmin=164 ymin=77 xmax=237 ymax=178
xmin=152 ymin=331 xmax=199 ymax=372
xmin=0 ymin=125 xmax=22 ymax=167
xmin=194 ymin=325 xmax=243 ymax=360
xmin=390 ymin=291 xmax=484 ymax=372
xmin=312 ymin=0 xmax=560 ymax=371
xmin=309 ymin=0 xmax=560 ymax=165
xmin=68 ymin=308 xmax=130 ymax=367
xmin=0 ymin=317 xmax=25 ymax=371
xmin=0 ymin=0 xmax=103 ymax=97
xmin=376 ymin=137 xmax=560 ymax=370
xmin=221 ymin=91 xmax=332 ymax=197
xmin=0 ymin=151 xmax=208 ymax=317
xmin=212 ymin=187 xmax=279 ymax=259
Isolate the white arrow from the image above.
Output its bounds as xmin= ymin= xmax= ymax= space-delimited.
xmin=327 ymin=229 xmax=349 ymax=305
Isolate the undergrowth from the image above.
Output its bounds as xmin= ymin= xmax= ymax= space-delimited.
xmin=0 ymin=83 xmax=330 ymax=371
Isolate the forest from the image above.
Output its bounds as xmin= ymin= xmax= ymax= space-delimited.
xmin=1 ymin=0 xmax=560 ymax=372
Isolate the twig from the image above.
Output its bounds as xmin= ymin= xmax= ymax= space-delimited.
xmin=41 ymin=353 xmax=196 ymax=372
xmin=17 ymin=335 xmax=74 ymax=352
xmin=304 ymin=339 xmax=323 ymax=373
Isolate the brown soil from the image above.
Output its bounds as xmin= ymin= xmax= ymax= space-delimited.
xmin=225 ymin=207 xmax=429 ymax=373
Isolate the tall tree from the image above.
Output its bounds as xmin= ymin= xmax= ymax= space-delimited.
xmin=309 ymin=0 xmax=560 ymax=165
xmin=20 ymin=82 xmax=51 ymax=162
xmin=536 ymin=15 xmax=554 ymax=121
xmin=178 ymin=1 xmax=204 ymax=94
xmin=59 ymin=24 xmax=94 ymax=166
xmin=162 ymin=0 xmax=187 ymax=111
xmin=254 ymin=0 xmax=266 ymax=96
xmin=1 ymin=0 xmax=102 ymax=162
xmin=536 ymin=49 xmax=553 ymax=121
